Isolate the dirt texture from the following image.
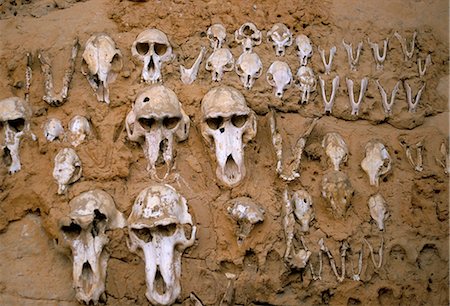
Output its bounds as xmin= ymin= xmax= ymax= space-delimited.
xmin=0 ymin=0 xmax=449 ymax=305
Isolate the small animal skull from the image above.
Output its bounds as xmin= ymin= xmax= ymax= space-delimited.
xmin=234 ymin=22 xmax=262 ymax=52
xmin=227 ymin=197 xmax=265 ymax=245
xmin=200 ymin=86 xmax=257 ymax=187
xmin=267 ymin=23 xmax=293 ymax=56
xmin=207 ymin=23 xmax=227 ymax=50
xmin=127 ymin=184 xmax=196 ymax=306
xmin=235 ymin=52 xmax=263 ymax=90
xmin=68 ymin=115 xmax=91 ymax=147
xmin=44 ymin=118 xmax=64 ymax=142
xmin=368 ymin=193 xmax=388 ymax=231
xmin=322 ymin=132 xmax=349 ymax=171
xmin=296 ymin=66 xmax=316 ymax=104
xmin=59 ymin=189 xmax=126 ymax=305
xmin=266 ymin=61 xmax=292 ymax=98
xmin=295 ymin=34 xmax=313 ymax=66
xmin=205 ymin=48 xmax=234 ymax=82
xmin=361 ymin=141 xmax=392 ymax=187
xmin=53 ymin=148 xmax=82 ymax=194
xmin=131 ymin=28 xmax=172 ymax=83
xmin=81 ymin=33 xmax=123 ymax=104
xmin=290 ymin=190 xmax=314 ymax=232
xmin=321 ymin=170 xmax=354 ymax=218
xmin=125 ymin=85 xmax=190 ymax=180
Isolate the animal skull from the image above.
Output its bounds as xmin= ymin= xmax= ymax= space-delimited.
xmin=234 ymin=22 xmax=262 ymax=52
xmin=81 ymin=33 xmax=123 ymax=104
xmin=68 ymin=115 xmax=91 ymax=147
xmin=127 ymin=184 xmax=196 ymax=306
xmin=267 ymin=23 xmax=293 ymax=56
xmin=235 ymin=52 xmax=263 ymax=90
xmin=321 ymin=170 xmax=354 ymax=218
xmin=207 ymin=23 xmax=227 ymax=50
xmin=266 ymin=61 xmax=292 ymax=98
xmin=59 ymin=189 xmax=126 ymax=305
xmin=0 ymin=97 xmax=32 ymax=173
xmin=131 ymin=28 xmax=172 ymax=83
xmin=296 ymin=66 xmax=316 ymax=104
xmin=125 ymin=85 xmax=189 ymax=180
xmin=200 ymin=86 xmax=257 ymax=187
xmin=44 ymin=118 xmax=65 ymax=142
xmin=295 ymin=34 xmax=313 ymax=66
xmin=227 ymin=197 xmax=265 ymax=245
xmin=368 ymin=193 xmax=388 ymax=231
xmin=361 ymin=141 xmax=392 ymax=187
xmin=322 ymin=132 xmax=349 ymax=171
xmin=290 ymin=190 xmax=314 ymax=232
xmin=53 ymin=148 xmax=82 ymax=194
xmin=205 ymin=48 xmax=234 ymax=82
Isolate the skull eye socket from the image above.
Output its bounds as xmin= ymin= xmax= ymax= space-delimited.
xmin=61 ymin=222 xmax=82 ymax=239
xmin=163 ymin=117 xmax=180 ymax=129
xmin=110 ymin=53 xmax=122 ymax=72
xmin=7 ymin=118 xmax=25 ymax=132
xmin=133 ymin=228 xmax=153 ymax=243
xmin=154 ymin=43 xmax=168 ymax=56
xmin=206 ymin=117 xmax=223 ymax=130
xmin=231 ymin=115 xmax=248 ymax=128
xmin=138 ymin=117 xmax=156 ymax=130
xmin=91 ymin=209 xmax=107 ymax=237
xmin=136 ymin=42 xmax=150 ymax=55
xmin=236 ymin=65 xmax=244 ymax=75
xmin=224 ymin=61 xmax=233 ymax=70
xmin=156 ymin=223 xmax=177 ymax=236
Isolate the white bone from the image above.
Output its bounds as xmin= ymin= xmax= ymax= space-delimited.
xmin=289 ymin=245 xmax=312 ymax=269
xmin=267 ymin=23 xmax=293 ymax=57
xmin=219 ymin=273 xmax=237 ymax=306
xmin=361 ymin=141 xmax=391 ymax=187
xmin=207 ymin=23 xmax=227 ymax=50
xmin=59 ymin=190 xmax=125 ymax=304
xmin=418 ymin=54 xmax=432 ymax=78
xmin=342 ymin=40 xmax=363 ymax=71
xmin=127 ymin=184 xmax=196 ymax=306
xmin=309 ymin=239 xmax=323 ymax=281
xmin=200 ymin=86 xmax=257 ymax=187
xmin=363 ymin=236 xmax=384 ymax=269
xmin=318 ymin=75 xmax=340 ymax=114
xmin=346 ymin=77 xmax=368 ymax=116
xmin=44 ymin=118 xmax=64 ymax=142
xmin=367 ymin=38 xmax=389 ymax=70
xmin=205 ymin=48 xmax=234 ymax=82
xmin=180 ymin=46 xmax=206 ymax=85
xmin=68 ymin=115 xmax=91 ymax=147
xmin=235 ymin=51 xmax=263 ymax=90
xmin=403 ymin=80 xmax=426 ymax=113
xmin=319 ymin=239 xmax=348 ymax=282
xmin=234 ymin=22 xmax=262 ymax=52
xmin=81 ymin=33 xmax=123 ymax=104
xmin=266 ymin=61 xmax=292 ymax=98
xmin=375 ymin=79 xmax=400 ymax=115
xmin=322 ymin=132 xmax=348 ymax=171
xmin=393 ymin=31 xmax=416 ymax=61
xmin=317 ymin=45 xmax=336 ymax=75
xmin=292 ymin=190 xmax=314 ymax=232
xmin=350 ymin=244 xmax=363 ymax=281
xmin=227 ymin=197 xmax=264 ymax=245
xmin=283 ymin=189 xmax=295 ymax=260
xmin=399 ymin=137 xmax=424 ymax=172
xmin=131 ymin=28 xmax=172 ymax=83
xmin=296 ymin=66 xmax=316 ymax=104
xmin=321 ymin=171 xmax=353 ymax=218
xmin=295 ymin=34 xmax=313 ymax=66
xmin=25 ymin=52 xmax=32 ymax=103
xmin=437 ymin=141 xmax=450 ymax=175
xmin=368 ymin=193 xmax=388 ymax=231
xmin=53 ymin=148 xmax=82 ymax=194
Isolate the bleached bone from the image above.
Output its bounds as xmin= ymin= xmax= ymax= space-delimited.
xmin=318 ymin=46 xmax=336 ymax=75
xmin=205 ymin=48 xmax=234 ymax=82
xmin=25 ymin=52 xmax=32 ymax=103
xmin=346 ymin=77 xmax=368 ymax=116
xmin=234 ymin=22 xmax=262 ymax=52
xmin=235 ymin=51 xmax=263 ymax=90
xmin=53 ymin=148 xmax=82 ymax=194
xmin=368 ymin=193 xmax=388 ymax=231
xmin=403 ymin=80 xmax=426 ymax=113
xmin=342 ymin=40 xmax=363 ymax=71
xmin=68 ymin=115 xmax=91 ymax=147
xmin=180 ymin=46 xmax=206 ymax=85
xmin=292 ymin=190 xmax=314 ymax=232
xmin=363 ymin=236 xmax=384 ymax=269
xmin=393 ymin=31 xmax=417 ymax=61
xmin=295 ymin=34 xmax=313 ymax=66
xmin=269 ymin=109 xmax=317 ymax=181
xmin=44 ymin=118 xmax=64 ymax=142
xmin=207 ymin=23 xmax=227 ymax=50
xmin=418 ymin=54 xmax=432 ymax=78
xmin=319 ymin=238 xmax=348 ymax=282
xmin=375 ymin=79 xmax=400 ymax=115
xmin=219 ymin=273 xmax=236 ymax=306
xmin=321 ymin=171 xmax=354 ymax=218
xmin=350 ymin=244 xmax=363 ymax=281
xmin=267 ymin=23 xmax=293 ymax=57
xmin=283 ymin=189 xmax=295 ymax=261
xmin=38 ymin=38 xmax=79 ymax=107
xmin=266 ymin=60 xmax=292 ymax=98
xmin=322 ymin=132 xmax=348 ymax=171
xmin=399 ymin=137 xmax=424 ymax=172
xmin=227 ymin=197 xmax=264 ymax=245
xmin=319 ymin=75 xmax=340 ymax=114
xmin=296 ymin=66 xmax=316 ymax=104
xmin=437 ymin=141 xmax=450 ymax=175
xmin=367 ymin=38 xmax=389 ymax=70
xmin=361 ymin=140 xmax=391 ymax=187
xmin=289 ymin=236 xmax=312 ymax=270
xmin=309 ymin=239 xmax=323 ymax=281
xmin=190 ymin=293 xmax=204 ymax=306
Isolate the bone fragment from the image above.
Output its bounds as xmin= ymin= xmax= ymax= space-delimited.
xmin=403 ymin=80 xmax=425 ymax=113
xmin=376 ymin=80 xmax=400 ymax=115
xmin=346 ymin=77 xmax=368 ymax=116
xmin=394 ymin=31 xmax=416 ymax=61
xmin=342 ymin=40 xmax=363 ymax=71
xmin=318 ymin=46 xmax=336 ymax=75
xmin=418 ymin=54 xmax=432 ymax=78
xmin=180 ymin=46 xmax=206 ymax=85
xmin=319 ymin=75 xmax=340 ymax=114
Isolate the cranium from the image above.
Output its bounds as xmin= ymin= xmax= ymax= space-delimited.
xmin=295 ymin=34 xmax=313 ymax=66
xmin=200 ymin=86 xmax=257 ymax=187
xmin=125 ymin=85 xmax=190 ymax=180
xmin=205 ymin=48 xmax=234 ymax=82
xmin=234 ymin=22 xmax=262 ymax=52
xmin=296 ymin=66 xmax=316 ymax=104
xmin=127 ymin=184 xmax=196 ymax=306
xmin=321 ymin=170 xmax=354 ymax=218
xmin=227 ymin=197 xmax=265 ymax=245
xmin=44 ymin=118 xmax=65 ymax=142
xmin=266 ymin=61 xmax=292 ymax=98
xmin=267 ymin=23 xmax=293 ymax=57
xmin=235 ymin=52 xmax=263 ymax=90
xmin=0 ymin=97 xmax=32 ymax=173
xmin=361 ymin=140 xmax=392 ymax=187
xmin=368 ymin=193 xmax=388 ymax=231
xmin=131 ymin=28 xmax=172 ymax=83
xmin=68 ymin=115 xmax=91 ymax=147
xmin=81 ymin=33 xmax=123 ymax=104
xmin=291 ymin=190 xmax=314 ymax=232
xmin=53 ymin=148 xmax=82 ymax=194
xmin=322 ymin=132 xmax=349 ymax=171
xmin=207 ymin=23 xmax=227 ymax=50
xmin=59 ymin=189 xmax=126 ymax=305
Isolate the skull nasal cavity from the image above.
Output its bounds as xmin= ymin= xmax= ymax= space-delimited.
xmin=136 ymin=42 xmax=150 ymax=55
xmin=8 ymin=118 xmax=25 ymax=132
xmin=206 ymin=117 xmax=223 ymax=130
xmin=138 ymin=117 xmax=156 ymax=130
xmin=231 ymin=114 xmax=248 ymax=127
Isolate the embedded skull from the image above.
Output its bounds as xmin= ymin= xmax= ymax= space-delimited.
xmin=81 ymin=33 xmax=123 ymax=104
xmin=267 ymin=23 xmax=293 ymax=56
xmin=200 ymin=86 xmax=257 ymax=187
xmin=227 ymin=197 xmax=265 ymax=245
xmin=296 ymin=66 xmax=316 ymax=104
xmin=205 ymin=48 xmax=234 ymax=82
xmin=127 ymin=184 xmax=196 ymax=306
xmin=207 ymin=23 xmax=227 ymax=50
xmin=0 ymin=97 xmax=32 ymax=174
xmin=266 ymin=60 xmax=292 ymax=98
xmin=291 ymin=190 xmax=314 ymax=232
xmin=322 ymin=132 xmax=349 ymax=171
xmin=361 ymin=140 xmax=392 ymax=187
xmin=295 ymin=34 xmax=313 ymax=66
xmin=68 ymin=115 xmax=91 ymax=147
xmin=234 ymin=22 xmax=262 ymax=52
xmin=44 ymin=118 xmax=64 ymax=142
xmin=368 ymin=193 xmax=388 ymax=231
xmin=125 ymin=85 xmax=190 ymax=180
xmin=321 ymin=170 xmax=354 ymax=218
xmin=235 ymin=52 xmax=263 ymax=90
xmin=131 ymin=28 xmax=172 ymax=83
xmin=59 ymin=189 xmax=126 ymax=305
xmin=53 ymin=147 xmax=82 ymax=194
